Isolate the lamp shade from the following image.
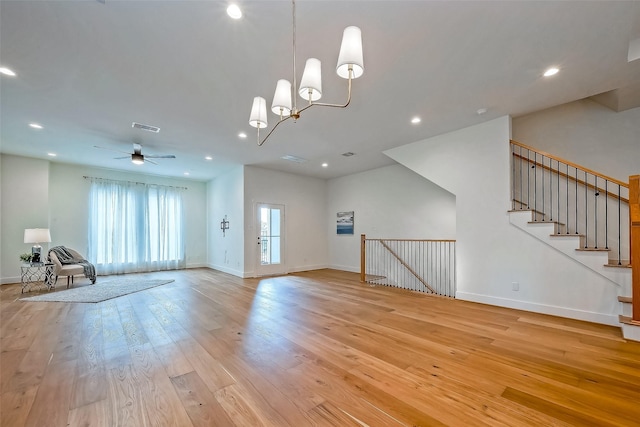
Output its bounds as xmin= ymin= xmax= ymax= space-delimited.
xmin=249 ymin=96 xmax=268 ymax=128
xmin=336 ymin=26 xmax=364 ymax=79
xmin=271 ymin=79 xmax=292 ymax=116
xmin=24 ymin=228 xmax=51 ymax=244
xmin=299 ymin=58 xmax=323 ymax=101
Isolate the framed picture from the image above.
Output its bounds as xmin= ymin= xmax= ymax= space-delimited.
xmin=337 ymin=211 xmax=354 ymax=235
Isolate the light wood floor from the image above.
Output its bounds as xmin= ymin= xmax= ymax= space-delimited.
xmin=2 ymin=268 xmax=640 ymax=426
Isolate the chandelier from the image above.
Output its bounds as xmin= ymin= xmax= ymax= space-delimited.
xmin=249 ymin=0 xmax=364 ymax=146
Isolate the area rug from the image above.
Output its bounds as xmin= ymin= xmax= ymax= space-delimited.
xmin=20 ymin=278 xmax=174 ymax=303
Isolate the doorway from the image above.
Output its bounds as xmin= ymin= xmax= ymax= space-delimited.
xmin=255 ymin=203 xmax=285 ymax=276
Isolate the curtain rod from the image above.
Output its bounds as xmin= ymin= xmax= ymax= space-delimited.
xmin=83 ymin=176 xmax=188 ymax=190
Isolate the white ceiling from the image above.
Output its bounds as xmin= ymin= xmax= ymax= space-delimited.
xmin=1 ymin=1 xmax=639 ymax=181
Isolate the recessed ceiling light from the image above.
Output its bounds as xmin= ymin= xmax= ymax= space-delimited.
xmin=47 ymin=153 xmax=57 ymax=157
xmin=322 ymin=163 xmax=328 ymax=168
xmin=341 ymin=152 xmax=355 ymax=157
xmin=205 ymin=156 xmax=213 ymax=161
xmin=0 ymin=67 xmax=16 ymax=77
xmin=476 ymin=108 xmax=487 ymax=115
xmin=227 ymin=4 xmax=242 ymax=19
xmin=543 ymin=67 xmax=559 ymax=77
xmin=29 ymin=123 xmax=43 ymax=129
xmin=411 ymin=117 xmax=421 ymax=124
xmin=184 ymin=172 xmax=190 ymax=176
xmin=238 ymin=132 xmax=247 ymax=139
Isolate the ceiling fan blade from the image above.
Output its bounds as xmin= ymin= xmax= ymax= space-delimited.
xmin=113 ymin=156 xmax=130 ymax=160
xmin=94 ymin=145 xmax=131 ymax=155
xmin=144 ymin=158 xmax=158 ymax=165
xmin=145 ymin=154 xmax=176 ymax=159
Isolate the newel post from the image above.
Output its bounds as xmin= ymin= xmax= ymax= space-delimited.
xmin=360 ymin=234 xmax=366 ymax=283
xmin=630 ymin=175 xmax=640 ymax=321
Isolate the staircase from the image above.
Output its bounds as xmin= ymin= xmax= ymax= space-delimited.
xmin=509 ymin=140 xmax=639 ymax=340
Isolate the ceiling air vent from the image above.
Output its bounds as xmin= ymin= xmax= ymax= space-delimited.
xmin=281 ymin=155 xmax=307 ymax=163
xmin=342 ymin=152 xmax=355 ymax=157
xmin=132 ymin=122 xmax=160 ymax=133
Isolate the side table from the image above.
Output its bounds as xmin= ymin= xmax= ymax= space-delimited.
xmin=21 ymin=263 xmax=55 ymax=293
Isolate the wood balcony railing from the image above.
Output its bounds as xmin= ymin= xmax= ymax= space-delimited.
xmin=360 ymin=234 xmax=456 ymax=297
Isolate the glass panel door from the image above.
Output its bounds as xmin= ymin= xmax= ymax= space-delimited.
xmin=256 ymin=203 xmax=285 ymax=276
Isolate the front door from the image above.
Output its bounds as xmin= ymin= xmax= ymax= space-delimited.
xmin=255 ymin=203 xmax=285 ymax=276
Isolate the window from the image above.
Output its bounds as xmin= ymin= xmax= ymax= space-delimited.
xmin=88 ymin=178 xmax=185 ymax=275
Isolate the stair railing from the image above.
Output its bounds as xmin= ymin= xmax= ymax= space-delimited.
xmin=510 ymin=140 xmax=630 ymax=266
xmin=360 ymin=234 xmax=456 ymax=297
xmin=630 ymin=175 xmax=639 ymax=321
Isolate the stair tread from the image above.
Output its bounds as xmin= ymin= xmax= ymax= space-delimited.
xmin=605 ymin=262 xmax=632 ymax=268
xmin=618 ymin=296 xmax=632 ymax=303
xmin=619 ymin=315 xmax=640 ymax=326
xmin=528 ymin=221 xmax=565 ymax=226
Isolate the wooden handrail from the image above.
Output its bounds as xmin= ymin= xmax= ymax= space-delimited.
xmin=630 ymin=175 xmax=639 ymax=321
xmin=511 ymin=140 xmax=628 ymax=189
xmin=512 ymin=152 xmax=630 ymax=204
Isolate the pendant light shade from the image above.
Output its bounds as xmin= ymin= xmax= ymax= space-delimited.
xmin=271 ymin=79 xmax=292 ymax=115
xmin=336 ymin=26 xmax=364 ymax=79
xmin=299 ymin=58 xmax=323 ymax=102
xmin=249 ymin=96 xmax=268 ymax=128
xmin=249 ymin=0 xmax=364 ymax=146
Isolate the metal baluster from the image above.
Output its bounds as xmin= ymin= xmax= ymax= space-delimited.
xmin=585 ymin=171 xmax=588 ymax=248
xmin=511 ymin=145 xmax=515 ymax=210
xmin=527 ymin=149 xmax=531 ymax=208
xmin=618 ymin=186 xmax=622 ymax=265
xmin=520 ymin=146 xmax=523 ymax=209
xmin=566 ymin=162 xmax=570 ymax=234
xmin=534 ymin=152 xmax=537 ymax=220
xmin=557 ymin=159 xmax=560 ymax=233
xmin=548 ymin=156 xmax=552 ymax=220
xmin=575 ymin=167 xmax=579 ymax=234
xmin=605 ymin=180 xmax=609 ymax=250
xmin=594 ymin=176 xmax=598 ymax=249
xmin=542 ymin=155 xmax=545 ymax=220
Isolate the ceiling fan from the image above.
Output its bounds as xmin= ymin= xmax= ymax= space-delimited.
xmin=94 ymin=143 xmax=176 ymax=165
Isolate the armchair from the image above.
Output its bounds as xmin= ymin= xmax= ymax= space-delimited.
xmin=48 ymin=246 xmax=96 ymax=287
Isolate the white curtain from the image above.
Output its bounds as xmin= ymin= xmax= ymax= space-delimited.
xmin=88 ymin=178 xmax=185 ymax=275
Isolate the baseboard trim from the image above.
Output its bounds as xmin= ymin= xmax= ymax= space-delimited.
xmin=456 ymin=291 xmax=619 ymax=327
xmin=207 ymin=263 xmax=247 ymax=278
xmin=328 ymin=264 xmax=359 ymax=273
xmin=1 ymin=276 xmax=20 ymax=285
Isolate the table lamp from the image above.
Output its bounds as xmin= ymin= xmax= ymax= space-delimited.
xmin=24 ymin=228 xmax=51 ymax=263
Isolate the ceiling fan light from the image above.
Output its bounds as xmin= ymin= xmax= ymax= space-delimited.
xmin=131 ymin=153 xmax=144 ymax=165
xmin=336 ymin=26 xmax=364 ymax=79
xmin=299 ymin=58 xmax=322 ymax=101
xmin=271 ymin=80 xmax=292 ymax=116
xmin=249 ymin=96 xmax=268 ymax=128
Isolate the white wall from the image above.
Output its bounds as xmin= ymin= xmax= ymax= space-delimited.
xmin=385 ymin=116 xmax=620 ymax=325
xmin=1 ymin=155 xmax=50 ymax=281
xmin=207 ymin=165 xmax=244 ymax=276
xmin=243 ymin=166 xmax=328 ymax=277
xmin=1 ymin=155 xmax=207 ymax=283
xmin=327 ymin=164 xmax=456 ymax=272
xmin=513 ymin=99 xmax=640 ymax=181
